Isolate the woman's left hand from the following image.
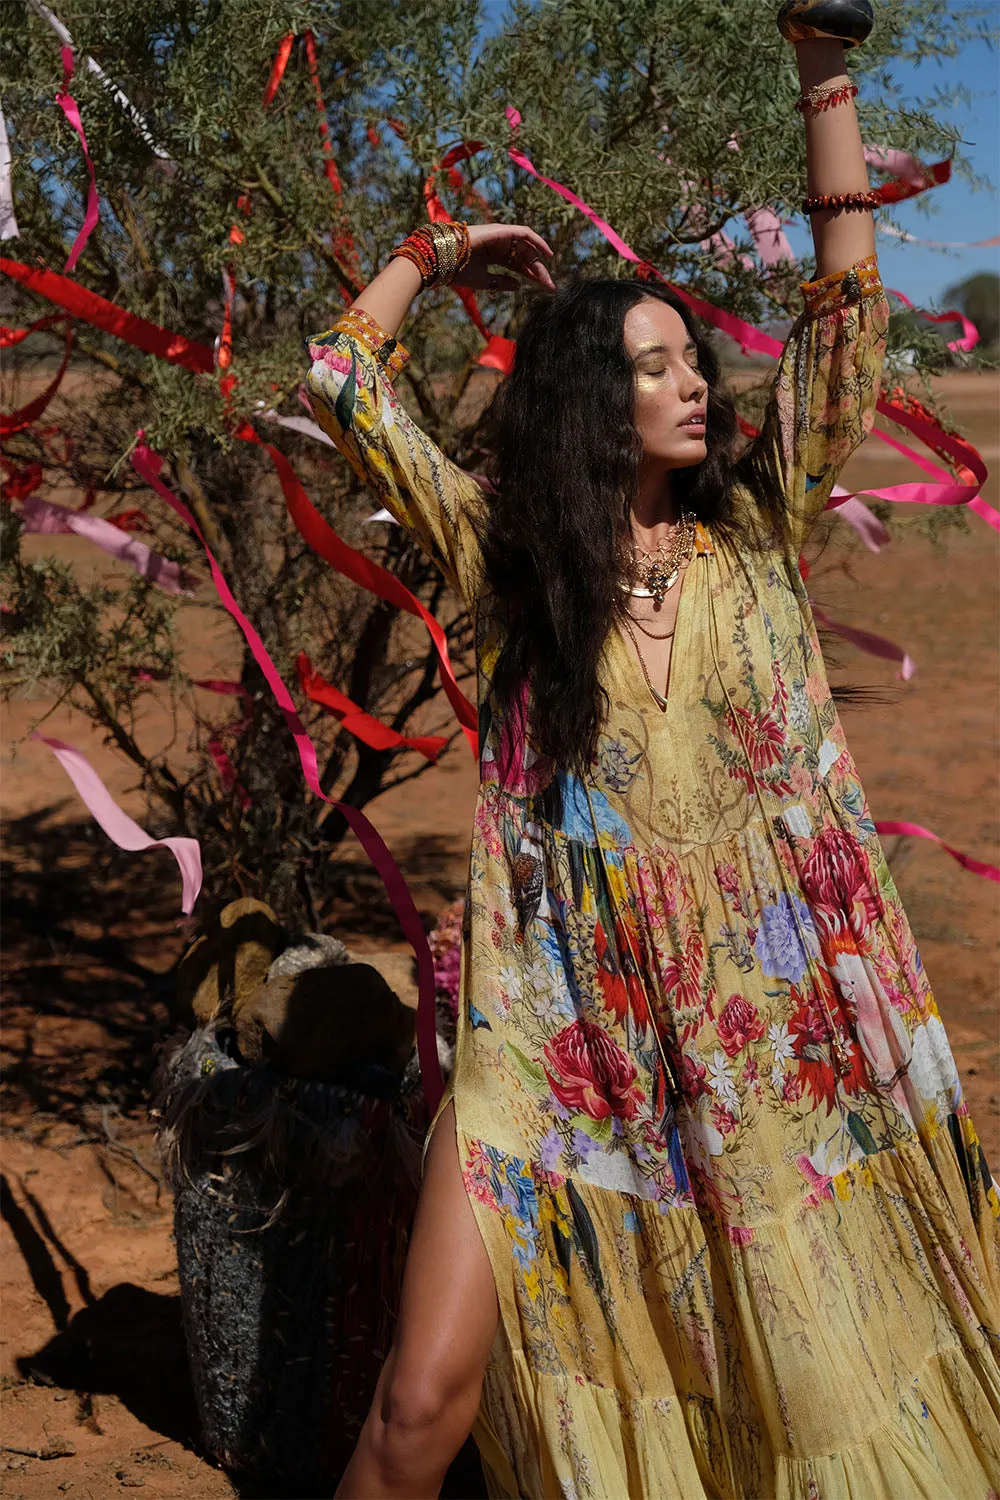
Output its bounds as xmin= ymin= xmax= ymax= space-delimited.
xmin=453 ymin=224 xmax=556 ymax=293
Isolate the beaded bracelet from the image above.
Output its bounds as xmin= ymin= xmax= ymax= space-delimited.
xmin=795 ymin=81 xmax=859 ymax=114
xmin=388 ymin=221 xmax=472 ymax=289
xmin=802 ymin=190 xmax=878 ymax=215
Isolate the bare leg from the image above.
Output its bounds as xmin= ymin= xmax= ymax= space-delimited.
xmin=335 ymin=1101 xmax=500 ymax=1499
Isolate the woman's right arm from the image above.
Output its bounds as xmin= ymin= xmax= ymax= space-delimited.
xmin=306 ymin=225 xmax=553 ymax=609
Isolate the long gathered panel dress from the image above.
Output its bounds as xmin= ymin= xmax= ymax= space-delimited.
xmin=307 ymin=253 xmax=1000 ymax=1500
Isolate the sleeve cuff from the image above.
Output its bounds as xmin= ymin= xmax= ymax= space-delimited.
xmin=308 ymin=308 xmax=409 ymax=378
xmin=800 ymin=253 xmax=882 ymax=319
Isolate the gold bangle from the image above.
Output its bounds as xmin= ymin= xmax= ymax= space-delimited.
xmin=428 ymin=221 xmax=459 ymax=285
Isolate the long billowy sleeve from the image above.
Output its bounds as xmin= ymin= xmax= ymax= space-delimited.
xmin=305 ymin=308 xmax=486 ymax=609
xmin=743 ymin=252 xmax=890 ymax=553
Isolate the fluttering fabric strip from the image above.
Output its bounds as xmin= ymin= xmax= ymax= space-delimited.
xmin=34 ymin=734 xmax=202 ymax=913
xmin=0 ymin=261 xmax=480 ymax=738
xmin=0 ymin=258 xmax=215 ymax=372
xmin=233 ymin=423 xmax=479 ymax=752
xmin=0 ymin=318 xmax=73 ymax=435
xmin=0 ymin=106 xmax=20 ymax=241
xmin=54 ymin=46 xmax=99 ymax=271
xmin=296 ymin=653 xmax=448 ymax=761
xmin=16 ymin=492 xmax=198 ymax=596
xmin=132 ymin=439 xmax=444 ymax=1112
xmin=811 ymin=603 xmax=915 ymax=680
xmin=874 ymin=821 xmax=1000 ymax=883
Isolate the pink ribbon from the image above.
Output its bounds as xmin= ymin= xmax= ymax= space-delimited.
xmin=34 ymin=734 xmax=202 ymax=913
xmin=874 ymin=822 xmax=999 ymax=884
xmin=55 ymin=47 xmax=99 ymax=272
xmin=132 ymin=439 xmax=444 ymax=1114
xmin=811 ymin=604 xmax=915 ymax=680
xmin=17 ymin=493 xmax=198 ymax=595
xmin=886 ymin=284 xmax=979 ymax=354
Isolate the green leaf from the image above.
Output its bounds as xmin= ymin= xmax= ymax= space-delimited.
xmin=569 ymin=1111 xmax=613 ymax=1145
xmin=846 ymin=1110 xmax=880 ymax=1157
xmin=506 ymin=1043 xmax=547 ymax=1087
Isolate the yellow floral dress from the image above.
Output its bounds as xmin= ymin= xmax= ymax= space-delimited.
xmin=307 ymin=254 xmax=1000 ymax=1500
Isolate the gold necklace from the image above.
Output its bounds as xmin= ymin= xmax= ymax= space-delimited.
xmin=619 ymin=613 xmax=669 ymax=711
xmin=619 ymin=513 xmax=696 ymax=605
xmin=625 ymin=613 xmax=676 ymax=641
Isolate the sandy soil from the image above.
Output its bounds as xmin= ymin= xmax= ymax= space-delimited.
xmin=2 ymin=371 xmax=998 ymax=1498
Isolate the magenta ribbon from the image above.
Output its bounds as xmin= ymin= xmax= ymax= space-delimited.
xmin=132 ymin=439 xmax=444 ymax=1115
xmin=874 ymin=822 xmax=999 ymax=884
xmin=811 ymin=604 xmax=915 ymax=680
xmin=18 ymin=492 xmax=198 ymax=595
xmin=55 ymin=47 xmax=99 ymax=272
xmin=34 ymin=734 xmax=202 ymax=913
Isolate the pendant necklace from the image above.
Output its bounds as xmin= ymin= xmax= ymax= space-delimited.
xmin=618 ymin=512 xmax=697 ymax=606
xmin=619 ymin=612 xmax=670 ymax=711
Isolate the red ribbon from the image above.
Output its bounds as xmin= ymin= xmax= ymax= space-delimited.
xmin=234 ymin=423 xmax=479 ymax=752
xmin=0 ymin=319 xmax=73 ymax=436
xmin=0 ymin=314 xmax=68 ymax=347
xmin=296 ymin=652 xmax=448 ymax=761
xmin=261 ymin=32 xmax=295 ymax=107
xmin=1 ymin=259 xmax=214 ymax=372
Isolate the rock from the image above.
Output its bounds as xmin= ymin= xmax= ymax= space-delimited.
xmin=39 ymin=1436 xmax=75 ymax=1459
xmin=233 ymin=964 xmax=416 ymax=1081
xmin=268 ymin=933 xmax=350 ymax=979
xmin=350 ymin=949 xmax=418 ymax=1009
xmin=175 ymin=899 xmax=282 ymax=1026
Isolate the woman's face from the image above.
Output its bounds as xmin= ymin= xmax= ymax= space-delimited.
xmin=624 ymin=297 xmax=708 ymax=466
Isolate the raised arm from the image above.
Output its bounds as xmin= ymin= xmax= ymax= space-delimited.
xmin=792 ymin=35 xmax=876 ymax=277
xmin=739 ymin=4 xmax=888 ymax=552
xmin=306 ymin=224 xmax=553 ymax=608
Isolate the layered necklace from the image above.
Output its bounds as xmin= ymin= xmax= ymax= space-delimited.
xmin=618 ymin=512 xmax=697 ymax=607
xmin=617 ymin=513 xmax=697 ymax=710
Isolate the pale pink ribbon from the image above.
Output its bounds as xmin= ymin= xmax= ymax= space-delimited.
xmin=18 ymin=493 xmax=198 ymax=595
xmin=34 ymin=734 xmax=203 ymax=913
xmin=55 ymin=47 xmax=99 ymax=272
xmin=19 ymin=492 xmax=195 ymax=591
xmin=0 ymin=105 xmax=19 ymax=241
xmin=132 ymin=438 xmax=445 ymax=1113
xmin=830 ymin=489 xmax=890 ymax=552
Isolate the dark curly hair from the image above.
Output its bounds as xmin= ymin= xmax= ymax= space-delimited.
xmin=481 ymin=276 xmax=787 ymax=775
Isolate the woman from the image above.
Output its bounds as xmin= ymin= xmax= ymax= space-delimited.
xmin=307 ymin=9 xmax=1000 ymax=1498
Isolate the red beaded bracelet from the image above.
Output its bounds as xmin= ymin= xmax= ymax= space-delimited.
xmin=795 ymin=81 xmax=859 ymax=114
xmin=802 ymin=190 xmax=878 ymax=215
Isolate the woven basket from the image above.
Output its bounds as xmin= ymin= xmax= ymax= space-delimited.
xmin=153 ymin=1025 xmax=427 ymax=1494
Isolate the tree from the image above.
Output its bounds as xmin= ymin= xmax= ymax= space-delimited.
xmin=943 ymin=271 xmax=1000 ymax=354
xmin=2 ymin=0 xmax=995 ymax=927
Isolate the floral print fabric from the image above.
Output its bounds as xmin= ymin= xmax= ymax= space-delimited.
xmin=307 ymin=257 xmax=1000 ymax=1500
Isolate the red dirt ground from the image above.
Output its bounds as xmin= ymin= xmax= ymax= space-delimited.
xmin=2 ymin=371 xmax=997 ymax=1498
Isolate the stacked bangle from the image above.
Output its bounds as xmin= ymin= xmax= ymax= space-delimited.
xmin=802 ymin=190 xmax=878 ymax=215
xmin=795 ymin=81 xmax=859 ymax=114
xmin=388 ymin=221 xmax=472 ymax=289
